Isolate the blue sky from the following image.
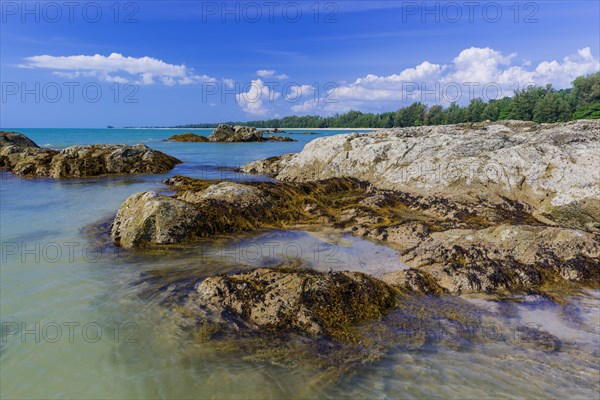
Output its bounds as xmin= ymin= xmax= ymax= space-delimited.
xmin=1 ymin=1 xmax=599 ymax=127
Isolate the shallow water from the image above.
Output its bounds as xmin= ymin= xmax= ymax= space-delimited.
xmin=1 ymin=129 xmax=599 ymax=399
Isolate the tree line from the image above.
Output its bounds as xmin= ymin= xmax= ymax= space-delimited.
xmin=175 ymin=73 xmax=599 ymax=129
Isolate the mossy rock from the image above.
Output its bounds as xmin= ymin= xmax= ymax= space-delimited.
xmin=186 ymin=265 xmax=400 ymax=340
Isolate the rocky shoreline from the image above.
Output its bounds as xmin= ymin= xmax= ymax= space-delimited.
xmin=8 ymin=121 xmax=598 ymax=349
xmin=104 ymin=120 xmax=600 ymax=345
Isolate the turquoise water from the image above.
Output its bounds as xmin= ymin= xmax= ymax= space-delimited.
xmin=1 ymin=129 xmax=599 ymax=399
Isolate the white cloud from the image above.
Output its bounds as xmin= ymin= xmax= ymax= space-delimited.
xmin=21 ymin=53 xmax=218 ymax=86
xmin=236 ymin=79 xmax=280 ymax=116
xmin=285 ymin=84 xmax=314 ymax=101
xmin=256 ymin=69 xmax=288 ymax=80
xmin=297 ymin=47 xmax=600 ymax=114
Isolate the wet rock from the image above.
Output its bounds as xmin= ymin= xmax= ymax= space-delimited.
xmin=112 ymin=174 xmax=600 ymax=295
xmin=383 ymin=268 xmax=447 ymax=295
xmin=391 ymin=225 xmax=600 ymax=294
xmin=0 ymin=132 xmax=181 ymax=178
xmin=184 ymin=266 xmax=399 ymax=338
xmin=165 ymin=133 xmax=209 ymax=142
xmin=110 ymin=191 xmax=202 ymax=248
xmin=111 ymin=177 xmax=363 ymax=248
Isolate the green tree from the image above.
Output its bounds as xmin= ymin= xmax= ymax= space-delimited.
xmin=446 ymin=102 xmax=465 ymax=124
xmin=533 ymin=92 xmax=573 ymax=123
xmin=466 ymin=98 xmax=487 ymax=122
xmin=512 ymin=85 xmax=552 ymax=121
xmin=425 ymin=105 xmax=445 ymax=125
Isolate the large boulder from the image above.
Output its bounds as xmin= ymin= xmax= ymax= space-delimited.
xmin=208 ymin=124 xmax=264 ymax=142
xmin=185 ymin=266 xmax=399 ymax=338
xmin=0 ymin=132 xmax=181 ymax=178
xmin=242 ymin=120 xmax=600 ymax=232
xmin=110 ymin=191 xmax=202 ymax=248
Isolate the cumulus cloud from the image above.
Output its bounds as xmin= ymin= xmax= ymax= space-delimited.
xmin=294 ymin=47 xmax=599 ymax=114
xmin=256 ymin=69 xmax=289 ymax=79
xmin=21 ymin=53 xmax=217 ymax=86
xmin=236 ymin=79 xmax=280 ymax=116
xmin=285 ymin=84 xmax=314 ymax=101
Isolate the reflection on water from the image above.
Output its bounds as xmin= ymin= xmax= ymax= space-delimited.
xmin=1 ymin=129 xmax=599 ymax=399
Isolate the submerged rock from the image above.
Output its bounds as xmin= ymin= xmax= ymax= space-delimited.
xmin=165 ymin=133 xmax=209 ymax=142
xmin=0 ymin=132 xmax=181 ymax=178
xmin=184 ymin=266 xmax=399 ymax=339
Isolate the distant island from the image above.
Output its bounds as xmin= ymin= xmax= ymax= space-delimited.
xmin=166 ymin=73 xmax=598 ymax=129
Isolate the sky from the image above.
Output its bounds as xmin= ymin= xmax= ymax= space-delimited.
xmin=1 ymin=0 xmax=599 ymax=127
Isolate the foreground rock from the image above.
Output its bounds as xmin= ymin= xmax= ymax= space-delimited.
xmin=165 ymin=133 xmax=208 ymax=142
xmin=185 ymin=266 xmax=398 ymax=339
xmin=242 ymin=120 xmax=600 ymax=232
xmin=111 ymin=174 xmax=599 ymax=295
xmin=0 ymin=132 xmax=181 ymax=178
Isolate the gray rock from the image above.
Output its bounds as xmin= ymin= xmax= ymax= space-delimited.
xmin=0 ymin=132 xmax=181 ymax=178
xmin=208 ymin=124 xmax=264 ymax=142
xmin=242 ymin=120 xmax=600 ymax=232
xmin=110 ymin=191 xmax=202 ymax=248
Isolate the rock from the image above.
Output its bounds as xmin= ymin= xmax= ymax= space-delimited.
xmin=239 ymin=153 xmax=296 ymax=176
xmin=185 ymin=266 xmax=399 ymax=338
xmin=111 ymin=174 xmax=600 ymax=295
xmin=165 ymin=133 xmax=209 ymax=142
xmin=110 ymin=191 xmax=202 ymax=248
xmin=111 ymin=177 xmax=363 ymax=248
xmin=387 ymin=224 xmax=600 ymax=294
xmin=383 ymin=268 xmax=447 ymax=295
xmin=265 ymin=136 xmax=297 ymax=142
xmin=512 ymin=325 xmax=561 ymax=352
xmin=208 ymin=124 xmax=264 ymax=142
xmin=0 ymin=132 xmax=181 ymax=178
xmin=0 ymin=131 xmax=39 ymax=148
xmin=243 ymin=120 xmax=600 ymax=232
xmin=178 ymin=181 xmax=270 ymax=207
